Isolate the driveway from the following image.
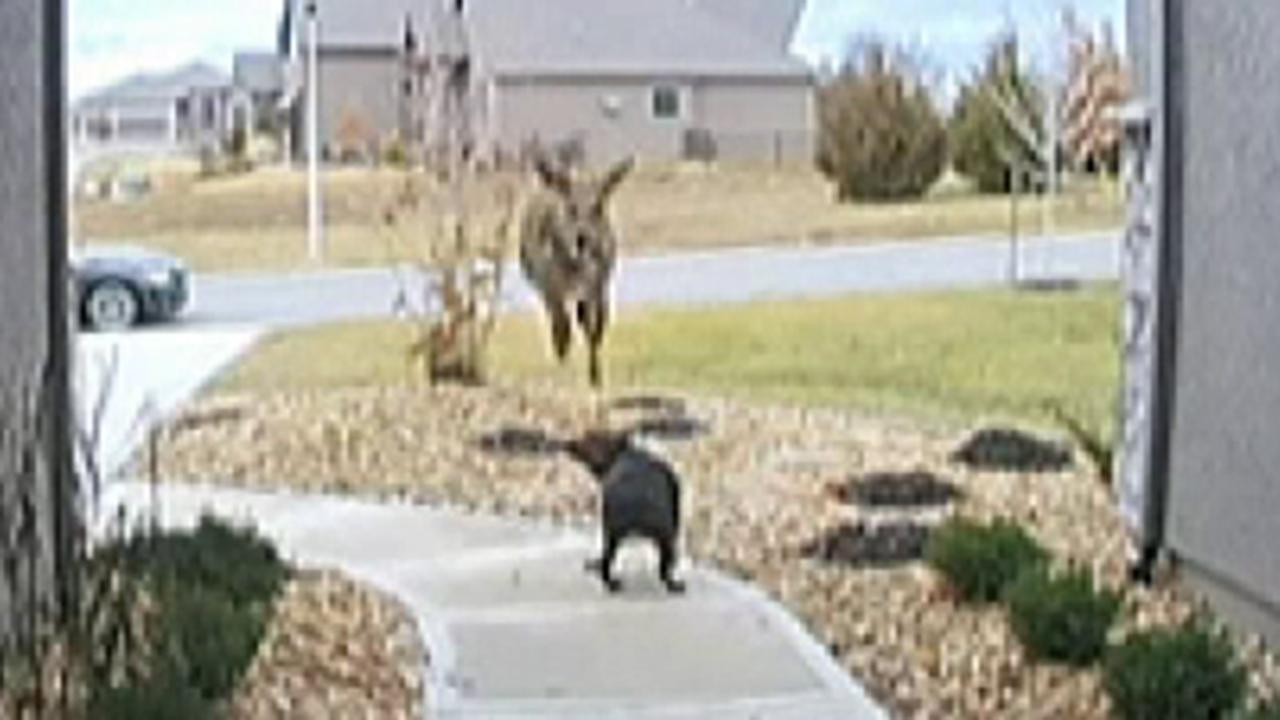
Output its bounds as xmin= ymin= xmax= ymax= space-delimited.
xmin=187 ymin=232 xmax=1120 ymax=328
xmin=76 ymin=326 xmax=263 ymax=481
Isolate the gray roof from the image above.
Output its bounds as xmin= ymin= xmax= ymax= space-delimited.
xmin=689 ymin=0 xmax=807 ymax=53
xmin=288 ymin=0 xmax=809 ymax=79
xmin=292 ymin=0 xmax=458 ymax=52
xmin=234 ymin=52 xmax=284 ymax=93
xmin=469 ymin=0 xmax=810 ymax=78
xmin=76 ymin=62 xmax=232 ymax=108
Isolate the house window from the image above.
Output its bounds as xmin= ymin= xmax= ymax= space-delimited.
xmin=651 ymin=85 xmax=683 ymax=120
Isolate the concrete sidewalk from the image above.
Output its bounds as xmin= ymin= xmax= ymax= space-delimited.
xmin=102 ymin=483 xmax=887 ymax=719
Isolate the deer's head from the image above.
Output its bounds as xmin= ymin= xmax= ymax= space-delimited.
xmin=533 ymin=155 xmax=635 ymax=272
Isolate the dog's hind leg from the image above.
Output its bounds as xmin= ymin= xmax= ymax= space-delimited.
xmin=585 ymin=532 xmax=623 ymax=594
xmin=657 ymin=536 xmax=686 ymax=594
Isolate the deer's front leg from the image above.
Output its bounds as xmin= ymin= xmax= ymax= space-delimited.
xmin=578 ymin=297 xmax=609 ymax=389
xmin=545 ymin=297 xmax=573 ymax=362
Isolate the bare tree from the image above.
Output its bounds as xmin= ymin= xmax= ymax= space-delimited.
xmin=1062 ymin=11 xmax=1129 ymax=174
xmin=384 ymin=3 xmax=516 ymax=385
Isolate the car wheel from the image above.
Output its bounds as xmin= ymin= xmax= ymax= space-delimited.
xmin=84 ymin=280 xmax=141 ymax=331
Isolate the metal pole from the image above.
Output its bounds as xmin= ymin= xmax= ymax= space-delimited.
xmin=306 ymin=0 xmax=324 ymax=263
xmin=1010 ymin=164 xmax=1021 ymax=285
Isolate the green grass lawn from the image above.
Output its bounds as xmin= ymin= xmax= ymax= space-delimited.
xmin=221 ymin=286 xmax=1122 ymax=434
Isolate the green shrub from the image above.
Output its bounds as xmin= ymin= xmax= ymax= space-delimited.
xmin=925 ymin=518 xmax=1048 ymax=603
xmin=86 ymin=516 xmax=286 ymax=710
xmin=384 ymin=136 xmax=410 ymax=167
xmin=1103 ymin=623 xmax=1247 ymax=720
xmin=1004 ymin=565 xmax=1121 ymax=666
xmin=88 ymin=671 xmax=213 ymax=720
xmin=158 ymin=585 xmax=267 ymax=701
xmin=949 ymin=33 xmax=1045 ymax=194
xmin=122 ymin=515 xmax=287 ymax=608
xmin=817 ymin=40 xmax=948 ymax=201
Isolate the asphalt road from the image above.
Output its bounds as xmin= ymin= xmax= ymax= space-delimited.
xmin=185 ymin=232 xmax=1121 ymax=328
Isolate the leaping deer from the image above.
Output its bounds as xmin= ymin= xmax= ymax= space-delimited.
xmin=519 ymin=154 xmax=634 ymax=388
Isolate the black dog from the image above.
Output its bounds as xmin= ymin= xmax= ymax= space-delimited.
xmin=563 ymin=430 xmax=686 ymax=595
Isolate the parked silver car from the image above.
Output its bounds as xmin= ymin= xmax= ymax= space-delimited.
xmin=71 ymin=245 xmax=191 ymax=331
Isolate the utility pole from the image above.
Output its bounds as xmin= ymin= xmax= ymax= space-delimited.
xmin=306 ymin=0 xmax=324 ymax=263
xmin=1045 ymin=83 xmax=1059 ymax=230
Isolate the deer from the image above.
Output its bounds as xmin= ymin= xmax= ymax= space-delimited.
xmin=519 ymin=154 xmax=634 ymax=388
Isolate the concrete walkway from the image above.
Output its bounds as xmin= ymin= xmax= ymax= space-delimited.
xmin=101 ymin=483 xmax=887 ymax=719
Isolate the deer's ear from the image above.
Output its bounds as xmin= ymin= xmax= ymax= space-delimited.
xmin=534 ymin=154 xmax=572 ymax=195
xmin=597 ymin=156 xmax=635 ymax=201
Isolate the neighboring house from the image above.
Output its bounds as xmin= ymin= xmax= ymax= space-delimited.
xmin=233 ymin=51 xmax=289 ymax=133
xmin=1123 ymin=0 xmax=1280 ymax=647
xmin=277 ymin=0 xmax=814 ymax=165
xmin=71 ymin=62 xmax=247 ymax=154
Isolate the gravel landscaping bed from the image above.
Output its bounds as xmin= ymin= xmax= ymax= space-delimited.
xmin=233 ymin=569 xmax=426 ymax=719
xmin=157 ymin=382 xmax=1280 ymax=718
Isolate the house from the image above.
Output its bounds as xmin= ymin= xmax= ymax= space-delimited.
xmin=277 ymin=0 xmax=814 ymax=165
xmin=233 ymin=51 xmax=289 ymax=133
xmin=1122 ymin=0 xmax=1280 ymax=647
xmin=71 ymin=62 xmax=248 ymax=154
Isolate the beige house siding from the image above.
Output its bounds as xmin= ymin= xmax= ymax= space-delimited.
xmin=315 ymin=49 xmax=403 ymax=154
xmin=695 ymin=79 xmax=814 ymax=162
xmin=490 ymin=74 xmax=813 ymax=165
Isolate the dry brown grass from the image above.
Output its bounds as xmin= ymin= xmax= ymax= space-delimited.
xmin=76 ymin=163 xmax=1122 ymax=273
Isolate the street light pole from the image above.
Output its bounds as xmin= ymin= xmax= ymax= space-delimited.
xmin=306 ymin=0 xmax=324 ymax=263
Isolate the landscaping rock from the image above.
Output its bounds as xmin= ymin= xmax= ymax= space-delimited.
xmin=231 ymin=569 xmax=425 ymax=720
xmin=831 ymin=471 xmax=963 ymax=509
xmin=951 ymin=427 xmax=1075 ymax=473
xmin=158 ymin=382 xmax=1280 ymax=719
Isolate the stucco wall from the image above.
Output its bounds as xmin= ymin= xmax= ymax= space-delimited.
xmin=0 ymin=0 xmax=73 ymax=651
xmin=492 ymin=74 xmax=813 ymax=165
xmin=1162 ymin=0 xmax=1280 ymax=645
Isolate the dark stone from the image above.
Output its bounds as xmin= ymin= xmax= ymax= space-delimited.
xmin=474 ymin=426 xmax=562 ymax=457
xmin=951 ymin=427 xmax=1075 ymax=473
xmin=833 ymin=471 xmax=963 ymax=509
xmin=611 ymin=395 xmax=688 ymax=415
xmin=630 ymin=415 xmax=708 ymax=442
xmin=802 ymin=521 xmax=933 ymax=568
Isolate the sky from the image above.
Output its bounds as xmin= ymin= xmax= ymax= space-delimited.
xmin=68 ymin=0 xmax=1125 ymax=99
